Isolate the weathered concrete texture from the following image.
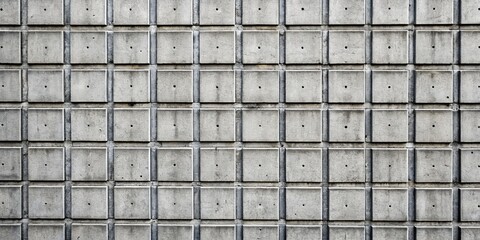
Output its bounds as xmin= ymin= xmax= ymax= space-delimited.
xmin=1 ymin=0 xmax=478 ymax=239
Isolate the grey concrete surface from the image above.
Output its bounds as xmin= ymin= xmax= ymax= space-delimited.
xmin=1 ymin=0 xmax=480 ymax=239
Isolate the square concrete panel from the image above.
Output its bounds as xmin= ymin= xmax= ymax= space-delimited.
xmin=70 ymin=0 xmax=107 ymax=25
xmin=157 ymin=109 xmax=193 ymax=141
xmin=415 ymin=31 xmax=453 ymax=64
xmin=0 ymin=186 xmax=21 ymax=219
xmin=0 ymin=148 xmax=22 ymax=181
xmin=460 ymin=149 xmax=480 ymax=183
xmin=113 ymin=70 xmax=150 ymax=102
xmin=157 ymin=0 xmax=192 ymax=25
xmin=416 ymin=227 xmax=452 ymax=239
xmin=0 ymin=109 xmax=21 ymax=141
xmin=285 ymin=0 xmax=322 ymax=25
xmin=158 ymin=225 xmax=193 ymax=240
xmin=415 ymin=149 xmax=452 ymax=183
xmin=372 ymin=70 xmax=408 ymax=103
xmin=71 ymin=108 xmax=107 ymax=141
xmin=157 ymin=148 xmax=193 ymax=181
xmin=328 ymin=110 xmax=365 ymax=142
xmin=115 ymin=224 xmax=150 ymax=240
xmin=200 ymin=31 xmax=235 ymax=63
xmin=286 ymin=226 xmax=322 ymax=240
xmin=114 ymin=148 xmax=150 ymax=181
xmin=461 ymin=31 xmax=480 ymax=64
xmin=71 ymin=70 xmax=107 ymax=102
xmin=200 ymin=148 xmax=236 ymax=182
xmin=372 ymin=149 xmax=408 ymax=183
xmin=28 ymin=31 xmax=64 ymax=64
xmin=415 ymin=71 xmax=453 ymax=103
xmin=28 ymin=224 xmax=64 ymax=240
xmin=285 ymin=110 xmax=322 ymax=142
xmin=415 ymin=188 xmax=452 ymax=221
xmin=461 ymin=227 xmax=480 ymax=240
xmin=329 ymin=227 xmax=364 ymax=240
xmin=158 ymin=187 xmax=193 ymax=219
xmin=285 ymin=70 xmax=322 ymax=103
xmin=72 ymin=224 xmax=107 ymax=240
xmin=328 ymin=70 xmax=365 ymax=103
xmin=200 ymin=187 xmax=235 ymax=219
xmin=460 ymin=188 xmax=480 ymax=221
xmin=199 ymin=0 xmax=235 ymax=25
xmin=0 ymin=32 xmax=21 ymax=64
xmin=27 ymin=70 xmax=64 ymax=102
xmin=461 ymin=0 xmax=480 ymax=24
xmin=157 ymin=31 xmax=193 ymax=64
xmin=28 ymin=147 xmax=64 ymax=181
xmin=329 ymin=31 xmax=365 ymax=63
xmin=372 ymin=188 xmax=408 ymax=221
xmin=113 ymin=0 xmax=149 ymax=25
xmin=0 ymin=70 xmax=21 ymax=102
xmin=372 ymin=227 xmax=407 ymax=240
xmin=372 ymin=31 xmax=408 ymax=64
xmin=415 ymin=110 xmax=453 ymax=143
xmin=416 ymin=0 xmax=453 ymax=24
xmin=243 ymin=71 xmax=279 ymax=103
xmin=461 ymin=110 xmax=480 ymax=142
xmin=71 ymin=32 xmax=107 ymax=64
xmin=0 ymin=224 xmax=22 ymax=240
xmin=0 ymin=0 xmax=21 ymax=25
xmin=329 ymin=188 xmax=365 ymax=221
xmin=286 ymin=148 xmax=322 ymax=182
xmin=28 ymin=186 xmax=64 ymax=219
xmin=242 ymin=31 xmax=279 ymax=64
xmin=71 ymin=148 xmax=107 ymax=181
xmin=242 ymin=0 xmax=278 ymax=25
xmin=243 ymin=187 xmax=279 ymax=220
xmin=372 ymin=0 xmax=409 ymax=24
xmin=244 ymin=226 xmax=278 ymax=239
xmin=200 ymin=109 xmax=235 ymax=142
xmin=114 ymin=186 xmax=150 ymax=219
xmin=28 ymin=108 xmax=64 ymax=141
xmin=286 ymin=31 xmax=322 ymax=64
xmin=461 ymin=71 xmax=480 ymax=103
xmin=200 ymin=70 xmax=235 ymax=103
xmin=71 ymin=186 xmax=108 ymax=219
xmin=329 ymin=148 xmax=365 ymax=183
xmin=286 ymin=188 xmax=322 ymax=220
xmin=371 ymin=110 xmax=408 ymax=142
xmin=329 ymin=0 xmax=365 ymax=25
xmin=113 ymin=31 xmax=150 ymax=64
xmin=158 ymin=70 xmax=193 ymax=103
xmin=242 ymin=110 xmax=279 ymax=142
xmin=200 ymin=226 xmax=235 ymax=240
xmin=27 ymin=0 xmax=64 ymax=25
xmin=243 ymin=148 xmax=279 ymax=182
xmin=113 ymin=108 xmax=150 ymax=142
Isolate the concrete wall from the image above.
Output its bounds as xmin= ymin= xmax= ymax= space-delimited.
xmin=0 ymin=0 xmax=479 ymax=239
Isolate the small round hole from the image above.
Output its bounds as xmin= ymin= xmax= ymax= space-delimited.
xmin=215 ymin=86 xmax=219 ymax=89
xmin=129 ymin=8 xmax=132 ymax=11
xmin=432 ymin=85 xmax=435 ymax=88
xmin=301 ymin=46 xmax=304 ymax=49
xmin=301 ymin=86 xmax=304 ymax=88
xmin=44 ymin=85 xmax=47 ymax=88
xmin=173 ymin=46 xmax=176 ymax=49
xmin=44 ymin=8 xmax=47 ymax=11
xmin=173 ymin=8 xmax=176 ymax=11
xmin=389 ymin=205 xmax=392 ymax=207
xmin=45 ymin=46 xmax=48 ymax=49
xmin=259 ymin=124 xmax=262 ymax=127
xmin=432 ymin=165 xmax=435 ymax=167
xmin=44 ymin=163 xmax=47 ymax=166
xmin=216 ymin=8 xmax=219 ymax=11
xmin=88 ymin=202 xmax=91 ymax=205
xmin=345 ymin=164 xmax=348 ymax=167
xmin=86 ymin=85 xmax=90 ymax=88
xmin=388 ymin=7 xmax=391 ymax=10
xmin=173 ymin=85 xmax=176 ymax=88
xmin=344 ymin=126 xmax=348 ymax=128
xmin=130 ymin=46 xmax=133 ymax=49
xmin=302 ymin=164 xmax=305 ymax=167
xmin=301 ymin=7 xmax=304 ymax=10
xmin=344 ymin=7 xmax=348 ymax=10
xmin=216 ymin=46 xmax=219 ymax=49
xmin=432 ymin=45 xmax=435 ymax=48
xmin=433 ymin=7 xmax=436 ymax=10
xmin=432 ymin=124 xmax=435 ymax=127
xmin=216 ymin=124 xmax=219 ymax=127
xmin=388 ymin=85 xmax=391 ymax=88
xmin=344 ymin=46 xmax=348 ymax=49
xmin=388 ymin=46 xmax=391 ymax=49
xmin=86 ymin=8 xmax=89 ymax=11
xmin=258 ymin=46 xmax=261 ymax=49
xmin=258 ymin=164 xmax=262 ymax=167
xmin=130 ymin=124 xmax=133 ymax=127
xmin=173 ymin=163 xmax=176 ymax=166
xmin=345 ymin=204 xmax=348 ymax=207
xmin=388 ymin=164 xmax=392 ymax=167
xmin=258 ymin=7 xmax=261 ymax=10
xmin=432 ymin=205 xmax=435 ymax=207
xmin=302 ymin=125 xmax=305 ymax=127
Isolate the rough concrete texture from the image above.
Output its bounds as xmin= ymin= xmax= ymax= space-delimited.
xmin=0 ymin=0 xmax=479 ymax=239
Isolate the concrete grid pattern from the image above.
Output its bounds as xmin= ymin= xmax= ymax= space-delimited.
xmin=0 ymin=0 xmax=480 ymax=239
